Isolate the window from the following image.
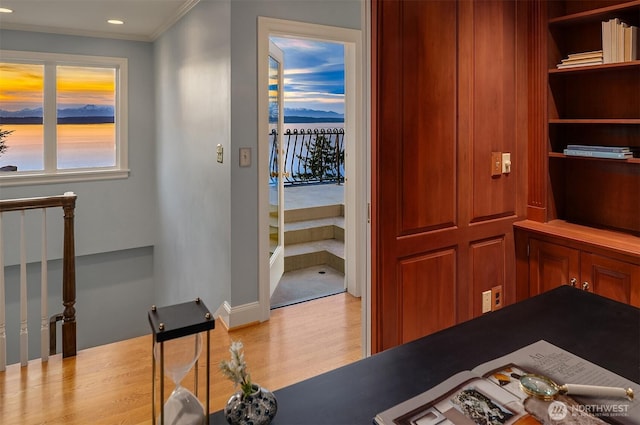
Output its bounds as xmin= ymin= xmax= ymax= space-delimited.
xmin=0 ymin=50 xmax=128 ymax=185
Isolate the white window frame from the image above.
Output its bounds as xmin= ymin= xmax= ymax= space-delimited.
xmin=0 ymin=50 xmax=129 ymax=187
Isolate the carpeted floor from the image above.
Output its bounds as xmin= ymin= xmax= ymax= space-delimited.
xmin=270 ymin=265 xmax=345 ymax=309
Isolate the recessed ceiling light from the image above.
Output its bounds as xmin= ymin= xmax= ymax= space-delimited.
xmin=107 ymin=19 xmax=124 ymax=25
xmin=0 ymin=7 xmax=13 ymax=13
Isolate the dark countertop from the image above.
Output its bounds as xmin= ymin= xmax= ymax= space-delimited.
xmin=210 ymin=286 xmax=640 ymax=424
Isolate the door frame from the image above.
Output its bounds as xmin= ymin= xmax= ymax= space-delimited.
xmin=257 ymin=17 xmax=370 ymax=355
xmin=268 ymin=41 xmax=286 ymax=297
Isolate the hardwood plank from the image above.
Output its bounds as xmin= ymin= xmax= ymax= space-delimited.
xmin=0 ymin=293 xmax=361 ymax=425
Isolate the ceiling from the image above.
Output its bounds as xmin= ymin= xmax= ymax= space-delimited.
xmin=0 ymin=0 xmax=200 ymax=42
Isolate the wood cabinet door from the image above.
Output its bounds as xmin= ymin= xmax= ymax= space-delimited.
xmin=529 ymin=239 xmax=579 ymax=296
xmin=372 ymin=0 xmax=528 ymax=352
xmin=581 ymin=253 xmax=640 ymax=307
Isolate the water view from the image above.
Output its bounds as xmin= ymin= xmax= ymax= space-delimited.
xmin=0 ymin=123 xmax=115 ymax=171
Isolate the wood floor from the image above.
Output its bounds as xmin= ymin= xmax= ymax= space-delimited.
xmin=0 ymin=293 xmax=362 ymax=425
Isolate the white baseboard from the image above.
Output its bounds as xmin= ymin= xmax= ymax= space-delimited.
xmin=215 ymin=300 xmax=262 ymax=330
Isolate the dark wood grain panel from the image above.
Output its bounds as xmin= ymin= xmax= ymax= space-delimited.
xmin=527 ymin=0 xmax=548 ymax=221
xmin=470 ymin=237 xmax=506 ymax=317
xmin=582 ymin=252 xmax=640 ymax=307
xmin=372 ymin=0 xmax=527 ymax=352
xmin=401 ymin=0 xmax=457 ymax=233
xmin=565 ymin=159 xmax=640 ymax=233
xmin=529 ymin=238 xmax=580 ymax=295
xmin=400 ymin=249 xmax=457 ymax=343
xmin=470 ymin=0 xmax=518 ymax=220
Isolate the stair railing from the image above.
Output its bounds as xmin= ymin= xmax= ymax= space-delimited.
xmin=0 ymin=192 xmax=77 ymax=370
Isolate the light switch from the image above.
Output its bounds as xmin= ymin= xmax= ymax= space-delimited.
xmin=217 ymin=144 xmax=223 ymax=163
xmin=502 ymin=153 xmax=511 ymax=174
xmin=239 ymin=147 xmax=251 ymax=167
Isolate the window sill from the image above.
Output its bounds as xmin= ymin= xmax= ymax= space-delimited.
xmin=0 ymin=168 xmax=130 ymax=187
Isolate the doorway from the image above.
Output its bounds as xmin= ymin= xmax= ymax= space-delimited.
xmin=257 ymin=17 xmax=368 ymax=354
xmin=267 ymin=36 xmax=346 ymax=310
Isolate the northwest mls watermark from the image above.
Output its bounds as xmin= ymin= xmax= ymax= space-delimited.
xmin=548 ymin=400 xmax=630 ymax=420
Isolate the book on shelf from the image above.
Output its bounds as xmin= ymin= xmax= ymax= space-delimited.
xmin=567 ymin=50 xmax=603 ymax=60
xmin=557 ymin=60 xmax=603 ymax=69
xmin=566 ymin=144 xmax=631 ymax=153
xmin=625 ymin=25 xmax=638 ymax=61
xmin=374 ymin=340 xmax=639 ymax=425
xmin=556 ymin=50 xmax=603 ymax=68
xmin=564 ymin=148 xmax=633 ymax=159
xmin=603 ymin=20 xmax=612 ymax=63
xmin=602 ymin=18 xmax=638 ymax=63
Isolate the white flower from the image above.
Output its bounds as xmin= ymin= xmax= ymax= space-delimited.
xmin=220 ymin=340 xmax=254 ymax=397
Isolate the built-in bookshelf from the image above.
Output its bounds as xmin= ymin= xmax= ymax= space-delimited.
xmin=546 ymin=0 xmax=639 ymax=234
xmin=515 ymin=0 xmax=639 ymax=308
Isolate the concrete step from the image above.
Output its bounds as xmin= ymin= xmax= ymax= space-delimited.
xmin=284 ymin=216 xmax=344 ymax=245
xmin=284 ymin=239 xmax=344 ymax=273
xmin=276 ymin=200 xmax=345 ymax=273
xmin=284 ymin=204 xmax=343 ymax=223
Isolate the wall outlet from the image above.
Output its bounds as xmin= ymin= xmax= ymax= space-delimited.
xmin=492 ymin=285 xmax=503 ymax=310
xmin=482 ymin=290 xmax=492 ymax=314
xmin=491 ymin=152 xmax=502 ymax=177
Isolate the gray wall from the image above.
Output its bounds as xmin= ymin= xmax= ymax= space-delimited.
xmin=0 ymin=30 xmax=156 ymax=362
xmin=153 ymin=0 xmax=232 ymax=309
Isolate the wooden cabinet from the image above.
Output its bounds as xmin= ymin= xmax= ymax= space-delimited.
xmin=529 ymin=238 xmax=640 ymax=306
xmin=520 ymin=0 xmax=640 ymax=305
xmin=582 ymin=252 xmax=640 ymax=305
xmin=372 ymin=0 xmax=529 ymax=352
xmin=516 ymin=221 xmax=640 ymax=307
xmin=529 ymin=238 xmax=579 ymax=294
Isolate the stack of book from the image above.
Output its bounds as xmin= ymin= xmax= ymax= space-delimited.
xmin=602 ymin=18 xmax=638 ymax=63
xmin=563 ymin=144 xmax=634 ymax=159
xmin=556 ymin=50 xmax=603 ymax=68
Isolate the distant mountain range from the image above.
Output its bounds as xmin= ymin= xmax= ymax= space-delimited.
xmin=0 ymin=105 xmax=114 ymax=124
xmin=0 ymin=105 xmax=343 ymax=124
xmin=272 ymin=107 xmax=344 ymax=123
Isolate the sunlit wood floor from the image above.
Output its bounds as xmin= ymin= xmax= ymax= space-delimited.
xmin=0 ymin=293 xmax=362 ymax=425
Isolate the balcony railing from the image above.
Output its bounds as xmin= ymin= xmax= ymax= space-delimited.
xmin=269 ymin=128 xmax=345 ymax=185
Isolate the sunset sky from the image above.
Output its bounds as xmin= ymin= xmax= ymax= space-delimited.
xmin=2 ymin=40 xmax=341 ymax=114
xmin=0 ymin=63 xmax=114 ymax=112
xmin=270 ymin=37 xmax=345 ymax=115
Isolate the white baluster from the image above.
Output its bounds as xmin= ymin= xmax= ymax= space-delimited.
xmin=0 ymin=212 xmax=6 ymax=372
xmin=41 ymin=209 xmax=48 ymax=362
xmin=20 ymin=211 xmax=28 ymax=367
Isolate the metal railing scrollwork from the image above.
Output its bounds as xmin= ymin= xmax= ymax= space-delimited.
xmin=269 ymin=128 xmax=345 ymax=185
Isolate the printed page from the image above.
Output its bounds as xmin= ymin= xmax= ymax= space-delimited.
xmin=374 ymin=370 xmax=480 ymax=425
xmin=473 ymin=340 xmax=639 ymax=424
xmin=374 ymin=340 xmax=639 ymax=425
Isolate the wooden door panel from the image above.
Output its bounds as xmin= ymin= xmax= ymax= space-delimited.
xmin=471 ymin=237 xmax=506 ymax=317
xmin=582 ymin=253 xmax=640 ymax=307
xmin=400 ymin=249 xmax=457 ymax=343
xmin=372 ymin=0 xmax=527 ymax=352
xmin=470 ymin=0 xmax=519 ymax=221
xmin=529 ymin=239 xmax=579 ymax=295
xmin=401 ymin=0 xmax=457 ymax=233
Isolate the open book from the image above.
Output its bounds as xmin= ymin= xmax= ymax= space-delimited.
xmin=374 ymin=340 xmax=639 ymax=425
